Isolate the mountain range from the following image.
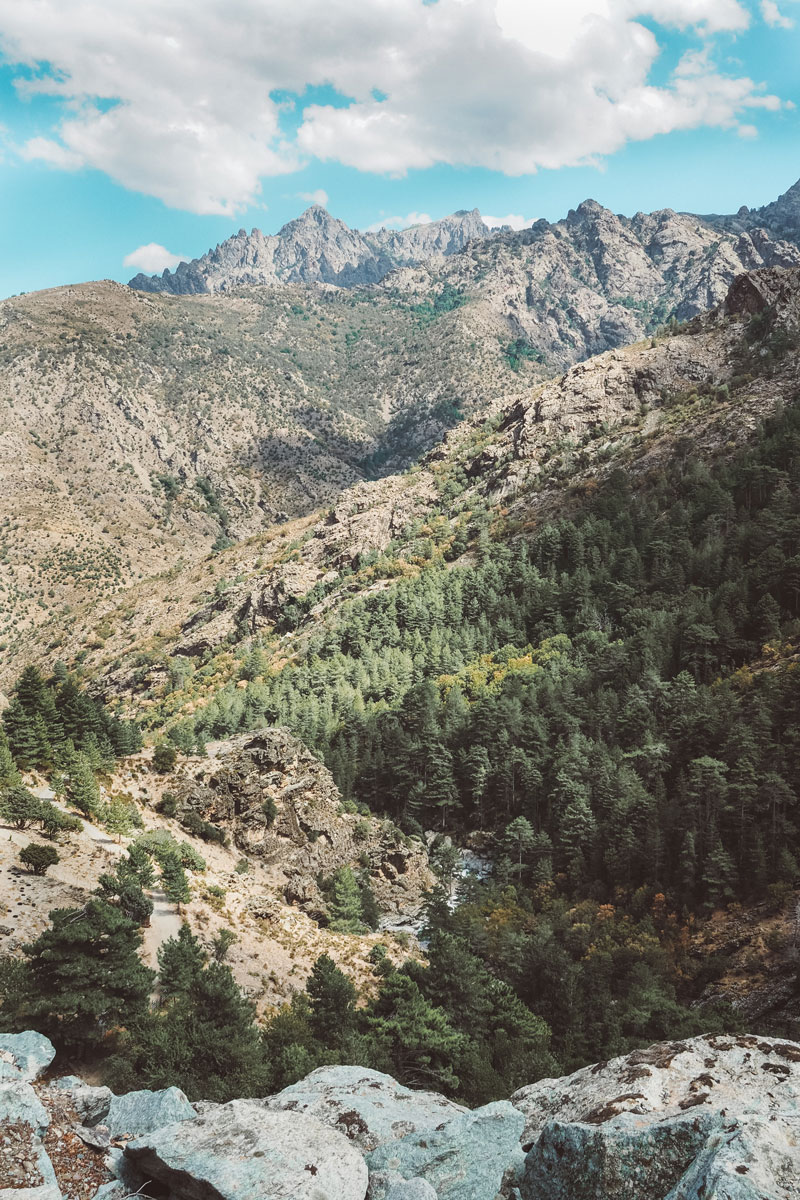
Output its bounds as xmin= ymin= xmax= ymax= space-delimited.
xmin=2 ymin=178 xmax=800 ymax=673
xmin=129 ymin=177 xmax=800 ymax=298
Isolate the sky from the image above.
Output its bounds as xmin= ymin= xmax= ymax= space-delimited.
xmin=0 ymin=0 xmax=799 ymax=300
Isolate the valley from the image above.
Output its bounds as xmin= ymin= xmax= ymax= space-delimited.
xmin=1 ymin=185 xmax=800 ymax=1175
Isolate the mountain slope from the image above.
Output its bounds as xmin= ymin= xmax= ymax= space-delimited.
xmin=15 ymin=265 xmax=800 ymax=704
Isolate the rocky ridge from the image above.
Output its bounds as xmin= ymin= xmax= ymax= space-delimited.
xmin=4 ymin=187 xmax=800 ymax=673
xmin=3 ymin=1030 xmax=800 ymax=1199
xmin=168 ymin=728 xmax=434 ymax=922
xmin=128 ymin=207 xmax=494 ymax=294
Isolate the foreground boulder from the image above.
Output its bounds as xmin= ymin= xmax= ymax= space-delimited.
xmin=0 ymin=1033 xmax=56 ymax=1082
xmin=264 ymin=1065 xmax=466 ymax=1151
xmin=513 ymin=1034 xmax=800 ymax=1199
xmin=124 ymin=1101 xmax=369 ymax=1200
xmin=105 ymin=1085 xmax=194 ymax=1138
xmin=51 ymin=1077 xmax=113 ymax=1126
xmin=366 ymin=1101 xmax=524 ymax=1200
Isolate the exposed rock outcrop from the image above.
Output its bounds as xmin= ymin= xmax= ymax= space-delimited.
xmin=125 ymin=1103 xmax=369 ymax=1200
xmin=129 ymin=207 xmax=492 ymax=294
xmin=170 ymin=729 xmax=434 ymax=920
xmin=513 ymin=1033 xmax=800 ymax=1199
xmin=4 ymin=1032 xmax=800 ymax=1199
xmin=263 ymin=1066 xmax=466 ymax=1152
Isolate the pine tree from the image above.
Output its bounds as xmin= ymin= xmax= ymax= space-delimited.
xmin=327 ymin=867 xmax=365 ymax=934
xmin=157 ymin=924 xmax=207 ymax=1000
xmin=503 ymin=816 xmax=536 ymax=875
xmin=66 ymin=753 xmax=100 ymax=819
xmin=102 ymin=796 xmax=139 ymax=842
xmin=306 ymin=953 xmax=357 ymax=1046
xmin=367 ymin=970 xmax=464 ymax=1092
xmin=23 ymin=900 xmax=154 ymax=1050
xmin=160 ymin=853 xmax=191 ymax=911
xmin=97 ymin=859 xmax=153 ymax=926
xmin=0 ymin=731 xmax=19 ymax=789
xmin=0 ymin=785 xmax=42 ymax=829
xmin=19 ymin=844 xmax=59 ymax=875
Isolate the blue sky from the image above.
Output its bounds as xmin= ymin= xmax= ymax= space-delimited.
xmin=0 ymin=0 xmax=798 ymax=299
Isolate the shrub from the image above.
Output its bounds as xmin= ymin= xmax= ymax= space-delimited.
xmin=20 ymin=843 xmax=60 ymax=875
xmin=152 ymin=744 xmax=178 ymax=774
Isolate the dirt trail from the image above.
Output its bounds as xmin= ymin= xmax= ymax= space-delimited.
xmin=142 ymin=888 xmax=182 ymax=970
xmin=30 ymin=785 xmax=182 ymax=971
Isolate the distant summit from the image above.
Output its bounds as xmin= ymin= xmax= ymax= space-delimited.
xmin=701 ymin=175 xmax=800 ymax=243
xmin=128 ymin=207 xmax=493 ymax=294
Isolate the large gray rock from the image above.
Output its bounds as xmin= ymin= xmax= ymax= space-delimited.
xmin=106 ymin=1086 xmax=194 ymax=1138
xmin=366 ymin=1101 xmax=524 ymax=1200
xmin=264 ymin=1065 xmax=466 ymax=1151
xmin=124 ymin=1101 xmax=368 ymax=1200
xmin=0 ymin=1081 xmax=50 ymax=1133
xmin=0 ymin=1033 xmax=56 ymax=1082
xmin=385 ymin=1180 xmax=438 ymax=1200
xmin=514 ymin=1034 xmax=800 ymax=1200
xmin=51 ymin=1078 xmax=113 ymax=1126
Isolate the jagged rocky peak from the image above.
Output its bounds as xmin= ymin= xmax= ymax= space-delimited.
xmin=702 ymin=175 xmax=800 ymax=242
xmin=128 ymin=205 xmax=495 ymax=294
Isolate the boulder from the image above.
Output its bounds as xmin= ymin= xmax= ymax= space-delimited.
xmin=264 ymin=1065 xmax=466 ymax=1151
xmin=513 ymin=1034 xmax=800 ymax=1200
xmin=51 ymin=1079 xmax=113 ymax=1126
xmin=0 ymin=1082 xmax=50 ymax=1133
xmin=0 ymin=1033 xmax=56 ymax=1082
xmin=106 ymin=1086 xmax=194 ymax=1138
xmin=124 ymin=1101 xmax=369 ymax=1200
xmin=366 ymin=1101 xmax=524 ymax=1200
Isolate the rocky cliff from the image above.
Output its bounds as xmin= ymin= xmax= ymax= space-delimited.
xmin=3 ymin=1029 xmax=800 ymax=1199
xmin=128 ymin=207 xmax=493 ymax=294
xmin=168 ymin=728 xmax=433 ymax=922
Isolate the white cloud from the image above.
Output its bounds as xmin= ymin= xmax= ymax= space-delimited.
xmin=483 ymin=213 xmax=536 ymax=230
xmin=737 ymin=123 xmax=759 ymax=137
xmin=123 ymin=243 xmax=189 ymax=274
xmin=365 ymin=211 xmax=433 ymax=232
xmin=297 ymin=188 xmax=329 ymax=206
xmin=0 ymin=0 xmax=786 ymax=214
xmin=760 ymin=0 xmax=794 ymax=26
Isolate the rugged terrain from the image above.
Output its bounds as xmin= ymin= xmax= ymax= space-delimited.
xmin=129 ymin=206 xmax=494 ymax=293
xmin=3 ymin=1029 xmax=800 ymax=1199
xmin=13 ymin=264 xmax=797 ymax=711
xmin=2 ymin=182 xmax=800 ymax=668
xmin=0 ymin=729 xmax=431 ymax=1012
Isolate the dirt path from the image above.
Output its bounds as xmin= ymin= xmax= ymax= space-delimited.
xmin=142 ymin=887 xmax=182 ymax=971
xmin=30 ymin=785 xmax=182 ymax=972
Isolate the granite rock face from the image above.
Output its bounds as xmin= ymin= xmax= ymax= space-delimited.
xmin=0 ymin=1033 xmax=56 ymax=1082
xmin=124 ymin=1101 xmax=369 ymax=1200
xmin=129 ymin=206 xmax=492 ymax=294
xmin=366 ymin=1101 xmax=524 ymax=1200
xmin=513 ymin=1034 xmax=800 ymax=1200
xmin=105 ymin=1086 xmax=195 ymax=1138
xmin=170 ymin=728 xmax=433 ymax=919
xmin=264 ymin=1065 xmax=466 ymax=1151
